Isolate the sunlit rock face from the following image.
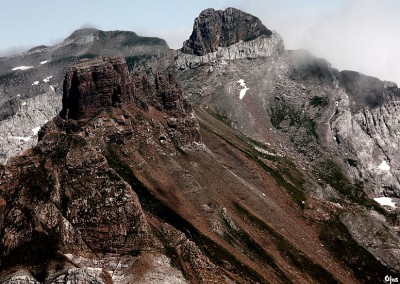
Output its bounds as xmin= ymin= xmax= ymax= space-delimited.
xmin=181 ymin=7 xmax=273 ymax=56
xmin=0 ymin=29 xmax=169 ymax=165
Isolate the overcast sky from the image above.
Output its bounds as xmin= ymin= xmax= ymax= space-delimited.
xmin=1 ymin=0 xmax=399 ymax=84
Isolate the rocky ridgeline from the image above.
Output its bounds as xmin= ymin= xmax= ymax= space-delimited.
xmin=332 ymin=77 xmax=400 ymax=197
xmin=0 ymin=28 xmax=170 ymax=165
xmin=176 ymin=7 xmax=284 ymax=70
xmin=0 ymin=57 xmax=212 ymax=283
xmin=174 ymin=13 xmax=400 ymax=271
xmin=51 ymin=57 xmax=201 ymax=148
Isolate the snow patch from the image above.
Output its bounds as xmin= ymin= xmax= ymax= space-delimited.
xmin=32 ymin=81 xmax=39 ymax=85
xmin=50 ymin=85 xmax=55 ymax=91
xmin=374 ymin=197 xmax=396 ymax=208
xmin=32 ymin=127 xmax=41 ymax=135
xmin=40 ymin=60 xmax=48 ymax=65
xmin=237 ymin=79 xmax=249 ymax=99
xmin=21 ymin=102 xmax=26 ymax=106
xmin=12 ymin=66 xmax=33 ymax=71
xmin=378 ymin=160 xmax=390 ymax=171
xmin=43 ymin=75 xmax=53 ymax=83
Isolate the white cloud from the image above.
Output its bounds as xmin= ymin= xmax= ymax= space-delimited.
xmin=233 ymin=0 xmax=400 ymax=84
xmin=299 ymin=0 xmax=400 ymax=84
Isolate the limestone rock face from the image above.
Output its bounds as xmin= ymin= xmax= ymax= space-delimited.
xmin=0 ymin=91 xmax=61 ymax=164
xmin=174 ymin=38 xmax=400 ymax=273
xmin=182 ymin=7 xmax=272 ymax=56
xmin=55 ymin=57 xmax=201 ymax=148
xmin=176 ymin=7 xmax=283 ymax=70
xmin=331 ymin=79 xmax=400 ymax=197
xmin=60 ymin=57 xmax=131 ymax=120
xmin=176 ymin=32 xmax=284 ymax=70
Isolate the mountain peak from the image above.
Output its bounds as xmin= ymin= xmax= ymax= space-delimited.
xmin=60 ymin=57 xmax=131 ymax=120
xmin=66 ymin=28 xmax=100 ymax=39
xmin=182 ymin=7 xmax=272 ymax=56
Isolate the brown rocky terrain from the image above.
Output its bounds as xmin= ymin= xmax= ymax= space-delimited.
xmin=0 ymin=6 xmax=399 ymax=284
xmin=173 ymin=8 xmax=400 ymax=278
xmin=0 ymin=54 xmax=396 ymax=283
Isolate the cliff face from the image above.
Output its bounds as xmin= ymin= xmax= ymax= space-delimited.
xmin=0 ymin=58 xmax=212 ymax=283
xmin=182 ymin=7 xmax=272 ymax=56
xmin=0 ymin=28 xmax=169 ymax=165
xmin=60 ymin=57 xmax=132 ymax=120
xmin=331 ymin=75 xmax=400 ymax=197
xmin=173 ymin=9 xmax=400 ymax=276
xmin=176 ymin=8 xmax=283 ymax=70
xmin=175 ymin=33 xmax=284 ymax=70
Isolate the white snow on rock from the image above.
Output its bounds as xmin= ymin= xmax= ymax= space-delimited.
xmin=374 ymin=197 xmax=396 ymax=208
xmin=43 ymin=75 xmax=53 ymax=83
xmin=40 ymin=60 xmax=48 ymax=65
xmin=50 ymin=85 xmax=55 ymax=91
xmin=12 ymin=66 xmax=33 ymax=71
xmin=32 ymin=81 xmax=39 ymax=85
xmin=237 ymin=79 xmax=245 ymax=86
xmin=21 ymin=102 xmax=26 ymax=106
xmin=32 ymin=127 xmax=41 ymax=135
xmin=237 ymin=79 xmax=249 ymax=99
xmin=378 ymin=160 xmax=390 ymax=171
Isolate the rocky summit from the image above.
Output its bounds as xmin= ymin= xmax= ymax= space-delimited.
xmin=0 ymin=57 xmax=207 ymax=283
xmin=182 ymin=7 xmax=273 ymax=56
xmin=0 ymin=6 xmax=399 ymax=284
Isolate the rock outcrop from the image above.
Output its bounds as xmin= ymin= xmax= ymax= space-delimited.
xmin=176 ymin=7 xmax=283 ymax=70
xmin=60 ymin=57 xmax=131 ymax=120
xmin=55 ymin=57 xmax=201 ymax=148
xmin=176 ymin=33 xmax=284 ymax=70
xmin=0 ymin=57 xmax=211 ymax=283
xmin=182 ymin=7 xmax=272 ymax=56
xmin=331 ymin=78 xmax=400 ymax=198
xmin=0 ymin=28 xmax=170 ymax=165
xmin=174 ymin=11 xmax=400 ymax=273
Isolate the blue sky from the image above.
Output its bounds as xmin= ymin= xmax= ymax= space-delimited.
xmin=1 ymin=0 xmax=400 ymax=83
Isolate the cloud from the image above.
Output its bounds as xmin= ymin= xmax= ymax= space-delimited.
xmin=0 ymin=46 xmax=29 ymax=57
xmin=299 ymin=0 xmax=400 ymax=84
xmin=227 ymin=0 xmax=400 ymax=84
xmin=79 ymin=22 xmax=98 ymax=29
